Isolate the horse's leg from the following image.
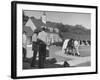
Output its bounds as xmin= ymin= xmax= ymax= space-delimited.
xmin=69 ymin=48 xmax=73 ymax=55
xmin=76 ymin=47 xmax=80 ymax=56
xmin=64 ymin=49 xmax=67 ymax=54
xmin=72 ymin=48 xmax=75 ymax=56
xmin=66 ymin=48 xmax=69 ymax=55
xmin=73 ymin=48 xmax=76 ymax=56
xmin=65 ymin=49 xmax=67 ymax=54
xmin=71 ymin=48 xmax=73 ymax=55
xmin=74 ymin=47 xmax=80 ymax=56
xmin=67 ymin=48 xmax=71 ymax=55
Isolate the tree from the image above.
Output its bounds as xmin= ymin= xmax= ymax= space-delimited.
xmin=23 ymin=12 xmax=29 ymax=26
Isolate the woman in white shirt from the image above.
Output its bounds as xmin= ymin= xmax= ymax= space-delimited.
xmin=22 ymin=31 xmax=27 ymax=59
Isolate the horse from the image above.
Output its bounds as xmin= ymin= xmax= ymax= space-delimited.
xmin=73 ymin=40 xmax=80 ymax=56
xmin=62 ymin=39 xmax=70 ymax=53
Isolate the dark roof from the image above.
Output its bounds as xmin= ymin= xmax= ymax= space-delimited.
xmin=30 ymin=17 xmax=57 ymax=28
xmin=23 ymin=26 xmax=33 ymax=36
xmin=31 ymin=17 xmax=44 ymax=29
xmin=30 ymin=17 xmax=59 ymax=33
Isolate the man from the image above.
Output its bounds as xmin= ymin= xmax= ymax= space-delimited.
xmin=67 ymin=39 xmax=74 ymax=55
xmin=37 ymin=27 xmax=47 ymax=68
xmin=62 ymin=39 xmax=70 ymax=54
xmin=22 ymin=31 xmax=27 ymax=59
xmin=31 ymin=30 xmax=39 ymax=67
xmin=74 ymin=40 xmax=80 ymax=56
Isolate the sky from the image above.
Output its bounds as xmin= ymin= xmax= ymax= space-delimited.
xmin=24 ymin=10 xmax=91 ymax=29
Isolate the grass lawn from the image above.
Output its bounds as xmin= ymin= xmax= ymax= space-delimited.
xmin=23 ymin=45 xmax=91 ymax=69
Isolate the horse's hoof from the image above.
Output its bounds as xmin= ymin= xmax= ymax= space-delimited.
xmin=77 ymin=55 xmax=80 ymax=57
xmin=75 ymin=53 xmax=80 ymax=56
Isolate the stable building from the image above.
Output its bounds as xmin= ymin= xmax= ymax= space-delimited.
xmin=23 ymin=12 xmax=62 ymax=58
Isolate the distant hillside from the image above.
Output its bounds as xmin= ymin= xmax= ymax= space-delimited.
xmin=57 ymin=24 xmax=91 ymax=40
xmin=23 ymin=15 xmax=91 ymax=40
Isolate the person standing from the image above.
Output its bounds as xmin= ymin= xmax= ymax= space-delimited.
xmin=67 ymin=39 xmax=74 ymax=55
xmin=22 ymin=31 xmax=27 ymax=59
xmin=37 ymin=27 xmax=47 ymax=68
xmin=31 ymin=31 xmax=39 ymax=67
xmin=62 ymin=39 xmax=70 ymax=54
xmin=74 ymin=40 xmax=80 ymax=56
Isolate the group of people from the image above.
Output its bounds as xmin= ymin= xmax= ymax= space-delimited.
xmin=23 ymin=27 xmax=48 ymax=68
xmin=62 ymin=39 xmax=80 ymax=56
xmin=22 ymin=27 xmax=81 ymax=69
